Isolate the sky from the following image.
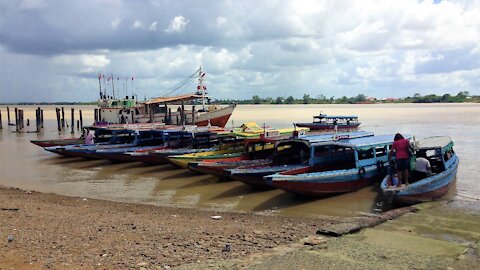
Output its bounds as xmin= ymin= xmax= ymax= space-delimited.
xmin=0 ymin=0 xmax=479 ymax=102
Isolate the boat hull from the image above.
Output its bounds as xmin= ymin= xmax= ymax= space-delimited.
xmin=294 ymin=123 xmax=360 ymax=130
xmin=228 ymin=164 xmax=307 ymax=189
xmin=268 ymin=165 xmax=380 ymax=196
xmin=381 ymin=156 xmax=459 ymax=204
xmin=31 ymin=139 xmax=84 ymax=148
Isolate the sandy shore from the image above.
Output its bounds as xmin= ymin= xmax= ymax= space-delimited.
xmin=1 ymin=186 xmax=478 ymax=269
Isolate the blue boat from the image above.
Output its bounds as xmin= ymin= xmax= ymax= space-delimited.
xmin=265 ymin=134 xmax=410 ymax=196
xmin=227 ymin=131 xmax=374 ymax=188
xmin=295 ymin=114 xmax=360 ymax=130
xmin=380 ymin=136 xmax=458 ymax=204
xmin=92 ymin=130 xmax=217 ymax=162
xmin=44 ymin=128 xmax=197 ymax=158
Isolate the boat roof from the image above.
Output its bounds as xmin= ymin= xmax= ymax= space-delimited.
xmin=314 ymin=114 xmax=358 ymax=119
xmin=145 ymin=93 xmax=208 ymax=105
xmin=415 ymin=136 xmax=452 ymax=150
xmin=302 ymin=131 xmax=374 ymax=143
xmin=334 ymin=134 xmax=411 ymax=150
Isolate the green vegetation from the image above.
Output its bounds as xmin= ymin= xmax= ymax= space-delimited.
xmin=215 ymin=91 xmax=479 ymax=104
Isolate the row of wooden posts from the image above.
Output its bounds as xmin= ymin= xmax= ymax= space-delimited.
xmin=0 ymin=107 xmax=83 ymax=133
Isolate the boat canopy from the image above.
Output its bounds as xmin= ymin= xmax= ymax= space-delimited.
xmin=145 ymin=93 xmax=209 ymax=105
xmin=334 ymin=134 xmax=411 ymax=151
xmin=275 ymin=131 xmax=374 ymax=148
xmin=314 ymin=114 xmax=358 ymax=119
xmin=416 ymin=136 xmax=453 ymax=152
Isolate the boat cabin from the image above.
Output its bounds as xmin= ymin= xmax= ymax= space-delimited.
xmin=313 ymin=114 xmax=359 ymax=125
xmin=412 ymin=136 xmax=456 ymax=180
xmin=271 ymin=131 xmax=374 ymax=167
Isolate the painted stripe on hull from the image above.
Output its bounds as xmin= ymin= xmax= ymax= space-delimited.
xmin=271 ymin=177 xmax=373 ymax=196
xmin=394 ymin=181 xmax=453 ymax=204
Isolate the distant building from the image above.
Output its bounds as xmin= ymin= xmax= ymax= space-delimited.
xmin=367 ymin=97 xmax=377 ymax=101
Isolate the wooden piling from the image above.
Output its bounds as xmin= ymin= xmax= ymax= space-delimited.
xmin=181 ymin=100 xmax=185 ymax=125
xmin=56 ymin=108 xmax=61 ymax=131
xmin=79 ymin=110 xmax=83 ymax=129
xmin=14 ymin=108 xmax=18 ymax=132
xmin=94 ymin=109 xmax=98 ymax=124
xmin=40 ymin=109 xmax=44 ymax=128
xmin=27 ymin=118 xmax=30 ymax=127
xmin=36 ymin=107 xmax=40 ymax=132
xmin=0 ymin=109 xmax=2 ymax=129
xmin=164 ymin=102 xmax=168 ymax=124
xmin=77 ymin=120 xmax=80 ymax=130
xmin=168 ymin=108 xmax=172 ymax=125
xmin=71 ymin=108 xmax=75 ymax=134
xmin=20 ymin=110 xmax=24 ymax=129
xmin=61 ymin=107 xmax=65 ymax=128
xmin=7 ymin=107 xmax=11 ymax=125
xmin=192 ymin=105 xmax=196 ymax=125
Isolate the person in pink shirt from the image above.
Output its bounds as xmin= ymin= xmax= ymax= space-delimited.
xmin=85 ymin=130 xmax=95 ymax=145
xmin=388 ymin=133 xmax=410 ymax=187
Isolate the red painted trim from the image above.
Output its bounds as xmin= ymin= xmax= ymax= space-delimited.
xmin=271 ymin=177 xmax=373 ymax=196
xmin=196 ymin=114 xmax=232 ymax=128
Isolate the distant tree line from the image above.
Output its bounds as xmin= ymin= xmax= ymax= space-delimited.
xmin=214 ymin=91 xmax=479 ymax=104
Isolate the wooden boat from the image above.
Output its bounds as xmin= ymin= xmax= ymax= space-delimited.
xmin=265 ymin=134 xmax=406 ymax=196
xmin=380 ymin=136 xmax=458 ymax=204
xmin=228 ymin=131 xmax=375 ymax=188
xmin=187 ymin=135 xmax=293 ymax=177
xmin=167 ymin=149 xmax=244 ymax=168
xmin=31 ymin=138 xmax=86 ymax=148
xmin=96 ymin=67 xmax=235 ymax=128
xmin=92 ymin=129 xmax=218 ymax=163
xmin=31 ymin=126 xmax=108 ymax=148
xmin=166 ymin=123 xmax=304 ymax=168
xmin=188 ymin=158 xmax=272 ymax=178
xmin=295 ymin=114 xmax=360 ymax=130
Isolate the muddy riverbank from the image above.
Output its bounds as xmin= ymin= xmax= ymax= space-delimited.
xmin=1 ymin=186 xmax=478 ymax=269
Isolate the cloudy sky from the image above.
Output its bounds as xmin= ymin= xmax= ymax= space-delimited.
xmin=0 ymin=0 xmax=479 ymax=102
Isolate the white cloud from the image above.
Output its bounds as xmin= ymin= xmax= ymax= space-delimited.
xmin=111 ymin=18 xmax=121 ymax=30
xmin=19 ymin=0 xmax=47 ymax=10
xmin=133 ymin=20 xmax=144 ymax=29
xmin=149 ymin=21 xmax=158 ymax=31
xmin=164 ymin=16 xmax=189 ymax=33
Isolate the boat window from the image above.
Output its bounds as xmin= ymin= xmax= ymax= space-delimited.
xmin=443 ymin=148 xmax=454 ymax=161
xmin=375 ymin=146 xmax=387 ymax=157
xmin=114 ymin=132 xmax=136 ymax=144
xmin=314 ymin=145 xmax=328 ymax=157
xmin=357 ymin=148 xmax=374 ymax=160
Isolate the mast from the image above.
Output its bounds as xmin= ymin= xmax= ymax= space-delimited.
xmin=98 ymin=73 xmax=102 ymax=99
xmin=197 ymin=66 xmax=207 ymax=111
xmin=111 ymin=73 xmax=115 ymax=99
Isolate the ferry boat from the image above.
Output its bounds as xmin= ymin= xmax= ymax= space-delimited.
xmin=295 ymin=114 xmax=360 ymax=130
xmin=95 ymin=67 xmax=235 ymax=128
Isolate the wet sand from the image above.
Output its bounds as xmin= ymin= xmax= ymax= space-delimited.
xmin=1 ymin=186 xmax=478 ymax=269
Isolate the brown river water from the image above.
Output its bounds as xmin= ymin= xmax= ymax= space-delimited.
xmin=0 ymin=103 xmax=478 ymax=217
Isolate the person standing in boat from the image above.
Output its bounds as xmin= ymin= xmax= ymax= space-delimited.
xmin=388 ymin=133 xmax=410 ymax=187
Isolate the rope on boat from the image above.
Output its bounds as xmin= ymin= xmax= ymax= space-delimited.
xmin=153 ymin=67 xmax=201 ymax=97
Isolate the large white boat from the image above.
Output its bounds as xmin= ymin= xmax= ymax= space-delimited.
xmin=95 ymin=68 xmax=236 ymax=128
